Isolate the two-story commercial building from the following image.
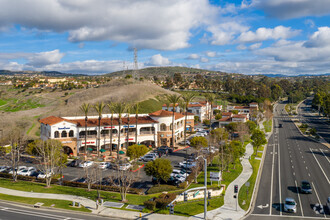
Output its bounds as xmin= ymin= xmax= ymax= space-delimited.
xmin=39 ymin=110 xmax=194 ymax=156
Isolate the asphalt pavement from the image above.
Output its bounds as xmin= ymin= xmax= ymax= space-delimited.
xmin=245 ymin=102 xmax=330 ymax=220
xmin=0 ymin=201 xmax=123 ymax=220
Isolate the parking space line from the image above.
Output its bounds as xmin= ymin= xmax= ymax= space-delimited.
xmin=319 ymin=149 xmax=330 ymax=164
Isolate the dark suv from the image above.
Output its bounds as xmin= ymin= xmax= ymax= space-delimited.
xmin=157 ymin=146 xmax=173 ymax=154
xmin=300 ymin=180 xmax=312 ymax=194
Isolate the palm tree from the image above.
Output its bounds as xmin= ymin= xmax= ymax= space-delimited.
xmin=125 ymin=104 xmax=131 ymax=149
xmin=182 ymin=93 xmax=195 ymax=177
xmin=166 ymin=94 xmax=182 ymax=148
xmin=79 ymin=103 xmax=90 ymax=155
xmin=94 ymin=102 xmax=105 ymax=157
xmin=205 ymin=93 xmax=216 ymax=120
xmin=113 ymin=102 xmax=127 ymax=159
xmin=107 ymin=102 xmax=114 ymax=156
xmin=132 ymin=103 xmax=140 ymax=145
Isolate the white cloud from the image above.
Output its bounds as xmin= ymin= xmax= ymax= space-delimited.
xmin=253 ymin=0 xmax=330 ymax=19
xmin=238 ymin=26 xmax=300 ymax=43
xmin=200 ymin=57 xmax=209 ymax=63
xmin=205 ymin=51 xmax=217 ymax=57
xmin=187 ymin=54 xmax=200 ymax=59
xmin=304 ymin=19 xmax=315 ymax=28
xmin=0 ymin=0 xmax=218 ymax=50
xmin=249 ymin=43 xmax=262 ymax=50
xmin=236 ymin=44 xmax=247 ymax=50
xmin=146 ymin=54 xmax=171 ymax=66
xmin=303 ymin=26 xmax=330 ymax=48
xmin=208 ymin=21 xmax=249 ymax=45
xmin=26 ymin=49 xmax=65 ymax=67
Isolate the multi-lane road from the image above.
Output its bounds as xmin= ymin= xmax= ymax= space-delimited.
xmin=246 ymin=102 xmax=330 ymax=220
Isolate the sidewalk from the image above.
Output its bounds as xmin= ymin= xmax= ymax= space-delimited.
xmin=190 ymin=143 xmax=254 ymax=220
xmin=0 ymin=187 xmax=188 ymax=219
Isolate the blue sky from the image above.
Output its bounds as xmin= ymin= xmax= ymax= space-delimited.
xmin=0 ymin=0 xmax=330 ymax=75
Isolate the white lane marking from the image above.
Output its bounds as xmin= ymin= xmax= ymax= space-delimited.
xmin=310 ymin=148 xmax=330 ymax=184
xmin=311 ymin=182 xmax=327 ymax=218
xmin=319 ymin=148 xmax=330 ymax=164
xmin=270 ymin=143 xmax=275 ymax=216
xmin=293 ymin=172 xmax=295 ymax=176
xmin=306 ymin=167 xmax=308 ymax=170
xmin=302 ymin=156 xmax=303 ymax=159
xmin=291 ymin=160 xmax=293 ymax=163
xmin=295 ymin=180 xmax=304 ymax=217
xmin=278 ymin=140 xmax=282 ymax=216
xmin=0 ymin=206 xmax=83 ymax=220
xmin=308 ymin=173 xmax=310 ymax=177
xmin=292 ymin=165 xmax=294 ymax=169
xmin=304 ymin=161 xmax=305 ymax=163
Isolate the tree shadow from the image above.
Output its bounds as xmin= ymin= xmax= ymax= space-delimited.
xmin=272 ymin=203 xmax=282 ymax=211
xmin=306 ymin=150 xmax=330 ymax=157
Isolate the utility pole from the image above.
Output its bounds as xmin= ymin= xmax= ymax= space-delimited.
xmin=133 ymin=48 xmax=138 ymax=79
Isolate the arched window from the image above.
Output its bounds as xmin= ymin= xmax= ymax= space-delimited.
xmin=69 ymin=130 xmax=74 ymax=137
xmin=61 ymin=131 xmax=67 ymax=138
xmin=160 ymin=123 xmax=166 ymax=131
xmin=54 ymin=131 xmax=59 ymax=138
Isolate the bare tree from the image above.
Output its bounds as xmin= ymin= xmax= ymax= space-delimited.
xmin=109 ymin=164 xmax=135 ymax=202
xmin=83 ymin=164 xmax=99 ymax=192
xmin=34 ymin=139 xmax=65 ymax=187
xmin=5 ymin=129 xmax=25 ymax=182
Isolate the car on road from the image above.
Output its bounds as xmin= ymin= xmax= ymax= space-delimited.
xmin=279 ymin=124 xmax=283 ymax=128
xmin=284 ymin=197 xmax=297 ymax=213
xmin=78 ymin=161 xmax=94 ymax=168
xmin=37 ymin=171 xmax=53 ymax=179
xmin=326 ymin=197 xmax=330 ymax=211
xmin=141 ymin=154 xmax=156 ymax=162
xmin=300 ymin=180 xmax=312 ymax=194
xmin=98 ymin=162 xmax=111 ymax=169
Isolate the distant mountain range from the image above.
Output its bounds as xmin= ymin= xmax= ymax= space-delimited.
xmin=0 ymin=68 xmax=329 ymax=78
xmin=0 ymin=70 xmax=86 ymax=77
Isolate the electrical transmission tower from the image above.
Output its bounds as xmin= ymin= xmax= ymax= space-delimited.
xmin=133 ymin=48 xmax=138 ymax=79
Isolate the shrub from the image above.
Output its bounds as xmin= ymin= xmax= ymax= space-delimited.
xmin=147 ymin=184 xmax=178 ymax=194
xmin=142 ymin=208 xmax=151 ymax=213
xmin=203 ymin=119 xmax=210 ymax=126
xmin=194 ymin=116 xmax=200 ymax=123
xmin=143 ymin=200 xmax=156 ymax=211
xmin=215 ymin=114 xmax=222 ymax=120
xmin=158 ymin=209 xmax=169 ymax=214
xmin=126 ymin=144 xmax=149 ymax=160
xmin=155 ymin=193 xmax=177 ymax=210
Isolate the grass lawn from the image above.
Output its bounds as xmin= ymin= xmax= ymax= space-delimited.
xmin=27 ymin=123 xmax=36 ymax=135
xmin=0 ymin=193 xmax=91 ymax=212
xmin=174 ymin=196 xmax=224 ymax=216
xmin=0 ymin=99 xmax=7 ymax=106
xmin=138 ymin=99 xmax=162 ymax=113
xmin=0 ymin=178 xmax=155 ymax=206
xmin=0 ymin=98 xmax=45 ymax=112
xmin=263 ymin=120 xmax=272 ymax=133
xmin=238 ymin=148 xmax=262 ymax=210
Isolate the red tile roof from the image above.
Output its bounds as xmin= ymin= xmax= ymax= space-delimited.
xmin=149 ymin=110 xmax=184 ymax=120
xmin=232 ymin=114 xmax=248 ymax=118
xmin=219 ymin=117 xmax=232 ymax=122
xmin=222 ymin=112 xmax=233 ymax=116
xmin=39 ymin=116 xmax=74 ymax=126
xmin=40 ymin=116 xmax=158 ymax=127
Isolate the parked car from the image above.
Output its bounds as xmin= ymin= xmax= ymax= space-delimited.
xmin=37 ymin=171 xmax=53 ymax=179
xmin=99 ymin=162 xmax=111 ymax=169
xmin=9 ymin=166 xmax=27 ymax=174
xmin=142 ymin=154 xmax=156 ymax=162
xmin=179 ymin=161 xmax=197 ymax=169
xmin=326 ymin=197 xmax=330 ymax=212
xmin=300 ymin=180 xmax=312 ymax=194
xmin=279 ymin=124 xmax=283 ymax=128
xmin=75 ymin=177 xmax=87 ymax=183
xmin=118 ymin=163 xmax=132 ymax=171
xmin=157 ymin=146 xmax=173 ymax=154
xmin=178 ymin=140 xmax=190 ymax=145
xmin=67 ymin=159 xmax=81 ymax=167
xmin=0 ymin=166 xmax=10 ymax=173
xmin=78 ymin=161 xmax=94 ymax=168
xmin=147 ymin=153 xmax=159 ymax=158
xmin=284 ymin=197 xmax=297 ymax=213
xmin=18 ymin=167 xmax=37 ymax=176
